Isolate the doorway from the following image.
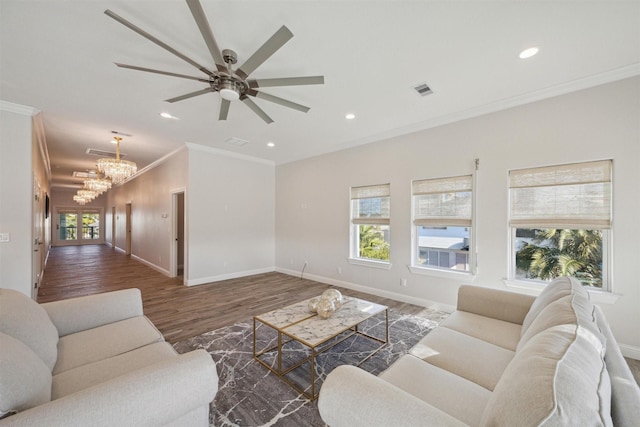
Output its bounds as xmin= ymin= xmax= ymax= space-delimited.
xmin=171 ymin=190 xmax=185 ymax=280
xmin=111 ymin=206 xmax=116 ymax=248
xmin=125 ymin=203 xmax=132 ymax=255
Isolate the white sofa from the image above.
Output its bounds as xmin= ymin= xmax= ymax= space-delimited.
xmin=0 ymin=288 xmax=218 ymax=426
xmin=318 ymin=277 xmax=640 ymax=426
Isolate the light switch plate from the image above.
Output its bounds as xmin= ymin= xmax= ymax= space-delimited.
xmin=0 ymin=233 xmax=10 ymax=243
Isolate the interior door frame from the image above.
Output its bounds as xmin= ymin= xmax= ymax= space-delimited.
xmin=170 ymin=188 xmax=186 ymax=283
xmin=125 ymin=202 xmax=132 ymax=255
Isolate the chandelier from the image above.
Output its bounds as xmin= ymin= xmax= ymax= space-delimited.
xmin=73 ymin=189 xmax=99 ymax=206
xmin=97 ymin=136 xmax=137 ymax=184
xmin=84 ymin=171 xmax=112 ymax=194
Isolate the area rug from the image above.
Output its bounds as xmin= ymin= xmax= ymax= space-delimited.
xmin=173 ymin=307 xmax=449 ymax=427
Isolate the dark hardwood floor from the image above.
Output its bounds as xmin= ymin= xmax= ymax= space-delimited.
xmin=38 ymin=244 xmax=430 ymax=344
xmin=37 ymin=244 xmax=640 ymax=386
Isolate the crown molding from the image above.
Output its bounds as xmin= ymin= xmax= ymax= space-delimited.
xmin=0 ymin=100 xmax=40 ymax=116
xmin=185 ymin=142 xmax=275 ymax=166
xmin=283 ymin=64 xmax=640 ymax=166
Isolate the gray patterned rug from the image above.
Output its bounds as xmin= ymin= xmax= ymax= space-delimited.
xmin=173 ymin=307 xmax=449 ymax=427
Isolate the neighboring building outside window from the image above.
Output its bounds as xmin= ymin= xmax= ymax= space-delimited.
xmin=411 ymin=175 xmax=473 ymax=274
xmin=509 ymin=160 xmax=612 ymax=290
xmin=350 ymin=183 xmax=390 ymax=263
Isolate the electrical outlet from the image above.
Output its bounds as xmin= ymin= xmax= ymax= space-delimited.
xmin=400 ymin=278 xmax=407 ymax=287
xmin=0 ymin=233 xmax=9 ymax=243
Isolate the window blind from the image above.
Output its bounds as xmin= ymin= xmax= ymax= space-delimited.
xmin=509 ymin=160 xmax=612 ymax=228
xmin=351 ymin=183 xmax=390 ymax=225
xmin=412 ymin=175 xmax=472 ymax=227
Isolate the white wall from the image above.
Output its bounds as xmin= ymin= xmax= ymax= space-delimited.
xmin=106 ymin=147 xmax=188 ymax=275
xmin=187 ymin=145 xmax=275 ymax=285
xmin=275 ymin=76 xmax=640 ymax=356
xmin=0 ymin=103 xmax=50 ymax=298
xmin=105 ymin=144 xmax=276 ymax=286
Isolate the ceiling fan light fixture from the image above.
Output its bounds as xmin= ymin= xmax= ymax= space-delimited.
xmin=219 ymin=80 xmax=240 ymax=101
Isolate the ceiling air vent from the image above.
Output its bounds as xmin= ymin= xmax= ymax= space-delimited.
xmin=225 ymin=137 xmax=249 ymax=147
xmin=72 ymin=171 xmax=98 ymax=178
xmin=412 ymin=82 xmax=433 ymax=97
xmin=85 ymin=148 xmax=128 ymax=158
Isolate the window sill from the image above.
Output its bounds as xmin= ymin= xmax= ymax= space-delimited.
xmin=503 ymin=279 xmax=620 ymax=304
xmin=347 ymin=258 xmax=392 ymax=270
xmin=408 ymin=265 xmax=476 ymax=281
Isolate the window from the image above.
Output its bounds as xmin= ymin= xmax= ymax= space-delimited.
xmin=82 ymin=211 xmax=100 ymax=240
xmin=56 ymin=208 xmax=102 ymax=245
xmin=350 ymin=184 xmax=390 ymax=263
xmin=411 ymin=175 xmax=473 ymax=273
xmin=509 ymin=160 xmax=612 ymax=289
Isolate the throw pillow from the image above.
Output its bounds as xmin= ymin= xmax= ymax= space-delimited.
xmin=0 ymin=289 xmax=59 ymax=371
xmin=0 ymin=332 xmax=52 ymax=417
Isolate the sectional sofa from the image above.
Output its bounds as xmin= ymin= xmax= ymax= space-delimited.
xmin=319 ymin=276 xmax=640 ymax=426
xmin=0 ymin=288 xmax=218 ymax=426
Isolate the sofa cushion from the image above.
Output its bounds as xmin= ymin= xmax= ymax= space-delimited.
xmin=440 ymin=311 xmax=522 ymax=351
xmin=480 ymin=324 xmax=612 ymax=427
xmin=0 ymin=289 xmax=58 ymax=371
xmin=517 ymin=293 xmax=602 ymax=352
xmin=380 ymin=354 xmax=491 ymax=427
xmin=53 ymin=315 xmax=164 ymax=374
xmin=594 ymin=306 xmax=640 ymax=426
xmin=0 ymin=332 xmax=52 ymax=417
xmin=520 ymin=276 xmax=587 ymax=337
xmin=52 ymin=342 xmax=177 ymax=399
xmin=410 ymin=327 xmax=514 ymax=391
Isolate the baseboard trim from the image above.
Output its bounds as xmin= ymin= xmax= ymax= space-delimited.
xmin=186 ymin=267 xmax=276 ymax=286
xmin=276 ymin=267 xmax=456 ymax=313
xmin=620 ymin=344 xmax=640 ymax=361
xmin=130 ymin=254 xmax=170 ymax=277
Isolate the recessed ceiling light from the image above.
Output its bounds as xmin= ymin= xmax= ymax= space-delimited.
xmin=267 ymin=142 xmax=275 ymax=148
xmin=345 ymin=113 xmax=356 ymax=120
xmin=519 ymin=47 xmax=539 ymax=59
xmin=160 ymin=112 xmax=179 ymax=120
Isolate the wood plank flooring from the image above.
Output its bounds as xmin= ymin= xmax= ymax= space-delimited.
xmin=38 ymin=245 xmax=429 ymax=344
xmin=37 ymin=244 xmax=640 ymax=386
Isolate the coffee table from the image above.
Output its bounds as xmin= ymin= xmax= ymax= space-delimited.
xmin=253 ymin=296 xmax=388 ymax=400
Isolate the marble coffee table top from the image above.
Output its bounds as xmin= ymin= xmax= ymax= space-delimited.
xmin=255 ymin=296 xmax=387 ymax=347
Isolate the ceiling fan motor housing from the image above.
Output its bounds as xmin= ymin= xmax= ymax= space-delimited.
xmin=218 ymin=78 xmax=242 ymax=100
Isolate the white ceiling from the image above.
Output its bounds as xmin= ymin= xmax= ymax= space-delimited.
xmin=2 ymin=1 xmax=639 ymax=189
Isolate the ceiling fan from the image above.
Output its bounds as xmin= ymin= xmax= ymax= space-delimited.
xmin=104 ymin=0 xmax=324 ymax=124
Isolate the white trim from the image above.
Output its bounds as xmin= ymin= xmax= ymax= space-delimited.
xmin=408 ymin=265 xmax=476 ymax=281
xmin=0 ymin=100 xmax=40 ymax=116
xmin=504 ymin=279 xmax=620 ymax=304
xmin=186 ymin=267 xmax=275 ymax=286
xmin=278 ymin=64 xmax=640 ymax=166
xmin=186 ymin=142 xmax=275 ymax=166
xmin=277 ymin=267 xmax=456 ymax=313
xmin=347 ymin=257 xmax=392 ymax=270
xmin=131 ymin=254 xmax=170 ymax=277
xmin=620 ymin=344 xmax=640 ymax=361
xmin=112 ymin=146 xmax=188 ymax=186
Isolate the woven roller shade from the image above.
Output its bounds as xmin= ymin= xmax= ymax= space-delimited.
xmin=413 ymin=175 xmax=472 ymax=227
xmin=351 ymin=183 xmax=390 ymax=224
xmin=509 ymin=160 xmax=611 ymax=229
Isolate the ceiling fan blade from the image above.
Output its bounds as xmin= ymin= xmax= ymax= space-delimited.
xmin=185 ymin=0 xmax=228 ymax=73
xmin=248 ymin=76 xmax=324 ymax=88
xmin=219 ymin=99 xmax=230 ymax=120
xmin=165 ymin=88 xmax=213 ymax=103
xmin=240 ymin=96 xmax=274 ymax=124
xmin=115 ymin=63 xmax=210 ymax=82
xmin=104 ymin=9 xmax=213 ymax=76
xmin=247 ymin=90 xmax=310 ymax=113
xmin=235 ymin=26 xmax=293 ymax=80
